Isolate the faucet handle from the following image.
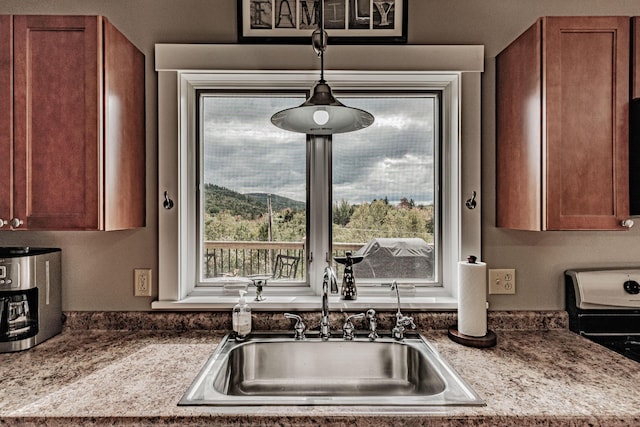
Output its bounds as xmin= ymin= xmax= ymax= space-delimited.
xmin=343 ymin=313 xmax=365 ymax=340
xmin=397 ymin=312 xmax=416 ymax=329
xmin=284 ymin=313 xmax=306 ymax=340
xmin=366 ymin=309 xmax=379 ymax=341
xmin=392 ymin=313 xmax=416 ymax=341
xmin=396 ymin=313 xmax=416 ymax=329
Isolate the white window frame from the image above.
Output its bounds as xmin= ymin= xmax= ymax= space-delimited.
xmin=154 ymin=44 xmax=483 ymax=311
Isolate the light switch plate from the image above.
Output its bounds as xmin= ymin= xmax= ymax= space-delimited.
xmin=488 ymin=268 xmax=516 ymax=294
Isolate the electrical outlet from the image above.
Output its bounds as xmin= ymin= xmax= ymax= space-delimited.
xmin=134 ymin=268 xmax=152 ymax=297
xmin=488 ymin=268 xmax=516 ymax=295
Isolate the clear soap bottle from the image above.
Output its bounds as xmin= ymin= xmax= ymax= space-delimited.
xmin=232 ymin=290 xmax=251 ymax=341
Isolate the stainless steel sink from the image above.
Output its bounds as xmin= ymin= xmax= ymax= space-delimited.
xmin=179 ymin=332 xmax=484 ymax=406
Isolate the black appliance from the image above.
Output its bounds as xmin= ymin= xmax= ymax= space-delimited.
xmin=566 ymin=268 xmax=640 ymax=362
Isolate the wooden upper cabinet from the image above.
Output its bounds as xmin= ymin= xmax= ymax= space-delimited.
xmin=634 ymin=17 xmax=640 ymax=100
xmin=103 ymin=19 xmax=145 ymax=230
xmin=0 ymin=16 xmax=11 ymax=230
xmin=2 ymin=15 xmax=145 ymax=231
xmin=496 ymin=16 xmax=630 ymax=231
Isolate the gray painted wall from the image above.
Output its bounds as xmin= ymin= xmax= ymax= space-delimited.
xmin=0 ymin=0 xmax=639 ymax=311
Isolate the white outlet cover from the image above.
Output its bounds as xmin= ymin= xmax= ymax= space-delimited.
xmin=134 ymin=268 xmax=152 ymax=297
xmin=488 ymin=268 xmax=516 ymax=295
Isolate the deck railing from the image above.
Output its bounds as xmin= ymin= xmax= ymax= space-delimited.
xmin=203 ymin=241 xmax=364 ymax=279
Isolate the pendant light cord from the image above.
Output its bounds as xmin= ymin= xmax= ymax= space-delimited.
xmin=320 ymin=47 xmax=324 ymax=82
xmin=319 ymin=0 xmax=325 ymax=82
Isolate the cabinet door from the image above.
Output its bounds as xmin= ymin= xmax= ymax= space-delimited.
xmin=0 ymin=16 xmax=11 ymax=228
xmin=634 ymin=17 xmax=640 ymax=100
xmin=496 ymin=20 xmax=542 ymax=230
xmin=544 ymin=17 xmax=629 ymax=230
xmin=103 ymin=19 xmax=146 ymax=230
xmin=13 ymin=15 xmax=100 ymax=230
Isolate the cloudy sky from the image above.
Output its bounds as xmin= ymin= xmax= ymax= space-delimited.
xmin=202 ymin=94 xmax=435 ymax=206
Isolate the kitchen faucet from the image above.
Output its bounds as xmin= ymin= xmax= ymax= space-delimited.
xmin=391 ymin=280 xmax=416 ymax=340
xmin=320 ymin=266 xmax=338 ymax=340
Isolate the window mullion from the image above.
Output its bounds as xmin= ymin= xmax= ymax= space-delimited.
xmin=307 ymin=135 xmax=332 ymax=294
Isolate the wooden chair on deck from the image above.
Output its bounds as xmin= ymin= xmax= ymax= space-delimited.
xmin=272 ymin=254 xmax=300 ymax=279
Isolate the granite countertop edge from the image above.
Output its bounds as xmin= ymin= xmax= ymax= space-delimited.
xmin=1 ymin=414 xmax=640 ymax=427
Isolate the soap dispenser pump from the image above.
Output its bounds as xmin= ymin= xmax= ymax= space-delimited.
xmin=232 ymin=290 xmax=252 ymax=341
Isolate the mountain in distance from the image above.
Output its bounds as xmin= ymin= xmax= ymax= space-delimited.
xmin=245 ymin=192 xmax=305 ymax=212
xmin=203 ymin=184 xmax=305 ymax=219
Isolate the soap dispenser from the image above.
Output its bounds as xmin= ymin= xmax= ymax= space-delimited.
xmin=232 ymin=290 xmax=252 ymax=341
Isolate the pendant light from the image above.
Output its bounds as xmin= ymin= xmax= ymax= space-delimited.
xmin=271 ymin=2 xmax=374 ymax=135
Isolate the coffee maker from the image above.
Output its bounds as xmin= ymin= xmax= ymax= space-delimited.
xmin=0 ymin=247 xmax=62 ymax=352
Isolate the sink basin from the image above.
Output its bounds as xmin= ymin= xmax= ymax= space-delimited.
xmin=179 ymin=332 xmax=484 ymax=406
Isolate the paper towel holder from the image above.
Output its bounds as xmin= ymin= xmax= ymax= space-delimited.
xmin=448 ymin=326 xmax=497 ymax=348
xmin=448 ymin=255 xmax=497 ymax=348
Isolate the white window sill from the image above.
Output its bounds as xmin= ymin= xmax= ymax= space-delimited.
xmin=151 ymin=294 xmax=457 ymax=311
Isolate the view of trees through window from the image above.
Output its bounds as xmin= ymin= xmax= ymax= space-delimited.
xmin=200 ymin=93 xmax=437 ymax=283
xmin=203 ymin=186 xmax=433 ymax=246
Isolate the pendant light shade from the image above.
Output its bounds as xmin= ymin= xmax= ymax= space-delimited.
xmin=271 ymin=81 xmax=374 ymax=135
xmin=271 ymin=10 xmax=374 ymax=135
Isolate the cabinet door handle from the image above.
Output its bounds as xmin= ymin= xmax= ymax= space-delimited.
xmin=10 ymin=218 xmax=23 ymax=228
xmin=621 ymin=219 xmax=634 ymax=229
xmin=0 ymin=218 xmax=7 ymax=228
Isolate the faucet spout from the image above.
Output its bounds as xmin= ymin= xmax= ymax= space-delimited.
xmin=320 ymin=266 xmax=338 ymax=340
xmin=325 ymin=265 xmax=338 ymax=294
xmin=391 ymin=280 xmax=416 ymax=341
xmin=392 ymin=280 xmax=402 ymax=316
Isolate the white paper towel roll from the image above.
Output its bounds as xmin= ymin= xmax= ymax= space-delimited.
xmin=457 ymin=260 xmax=487 ymax=337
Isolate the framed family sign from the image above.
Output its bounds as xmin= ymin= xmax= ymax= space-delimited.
xmin=237 ymin=0 xmax=407 ymax=44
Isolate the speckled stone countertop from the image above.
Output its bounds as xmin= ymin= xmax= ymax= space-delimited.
xmin=0 ymin=311 xmax=639 ymax=426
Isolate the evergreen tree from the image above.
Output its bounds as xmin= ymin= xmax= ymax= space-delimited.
xmin=333 ymin=199 xmax=354 ymax=226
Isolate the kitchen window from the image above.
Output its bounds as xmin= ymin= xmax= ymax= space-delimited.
xmin=154 ymin=44 xmax=483 ymax=310
xmin=198 ymin=91 xmax=439 ymax=290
